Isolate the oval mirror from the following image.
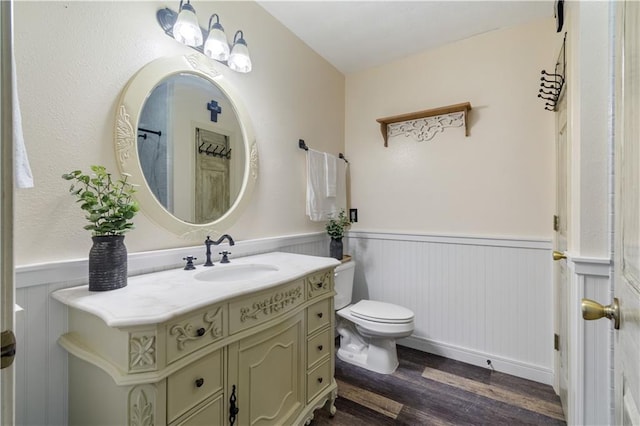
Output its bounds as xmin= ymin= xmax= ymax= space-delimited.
xmin=114 ymin=55 xmax=257 ymax=238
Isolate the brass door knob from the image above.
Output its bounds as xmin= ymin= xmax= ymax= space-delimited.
xmin=581 ymin=298 xmax=620 ymax=329
xmin=1 ymin=330 xmax=16 ymax=369
xmin=553 ymin=250 xmax=567 ymax=261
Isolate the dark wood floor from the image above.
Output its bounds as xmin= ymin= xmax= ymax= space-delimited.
xmin=311 ymin=345 xmax=565 ymax=425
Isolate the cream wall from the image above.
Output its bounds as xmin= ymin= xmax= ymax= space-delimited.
xmin=345 ymin=18 xmax=556 ymax=238
xmin=13 ymin=1 xmax=344 ymax=265
xmin=564 ymin=1 xmax=611 ymax=258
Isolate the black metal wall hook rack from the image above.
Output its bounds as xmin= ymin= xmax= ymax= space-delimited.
xmin=298 ymin=139 xmax=349 ymax=163
xmin=538 ymin=33 xmax=566 ymax=112
xmin=138 ymin=127 xmax=162 ymax=140
xmin=199 ymin=142 xmax=232 ymax=159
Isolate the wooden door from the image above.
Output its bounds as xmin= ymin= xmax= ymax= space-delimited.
xmin=195 ymin=128 xmax=229 ymax=223
xmin=228 ymin=314 xmax=304 ymax=426
xmin=613 ymin=2 xmax=640 ymax=423
xmin=553 ymin=94 xmax=569 ymax=416
xmin=0 ymin=1 xmax=15 ymax=424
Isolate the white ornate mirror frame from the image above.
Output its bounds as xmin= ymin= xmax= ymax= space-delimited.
xmin=114 ymin=54 xmax=258 ymax=239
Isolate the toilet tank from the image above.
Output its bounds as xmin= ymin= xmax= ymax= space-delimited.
xmin=334 ymin=260 xmax=356 ymax=310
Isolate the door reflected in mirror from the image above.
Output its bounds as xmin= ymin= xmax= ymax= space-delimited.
xmin=138 ymin=73 xmax=244 ymax=224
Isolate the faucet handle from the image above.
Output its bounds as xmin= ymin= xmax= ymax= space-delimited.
xmin=183 ymin=256 xmax=197 ymax=270
xmin=219 ymin=251 xmax=231 ymax=264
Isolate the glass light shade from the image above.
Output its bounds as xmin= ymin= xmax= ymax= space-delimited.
xmin=204 ymin=25 xmax=230 ymax=61
xmin=173 ymin=3 xmax=203 ymax=47
xmin=228 ymin=41 xmax=252 ymax=73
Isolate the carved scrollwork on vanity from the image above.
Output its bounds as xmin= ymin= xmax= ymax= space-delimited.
xmin=170 ymin=306 xmax=223 ymax=350
xmin=239 ymin=286 xmax=303 ymax=323
xmin=307 ymin=270 xmax=332 ymax=298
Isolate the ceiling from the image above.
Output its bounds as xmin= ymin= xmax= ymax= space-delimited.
xmin=257 ymin=1 xmax=554 ymax=74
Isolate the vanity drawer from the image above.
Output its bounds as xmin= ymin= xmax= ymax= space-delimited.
xmin=166 ymin=305 xmax=225 ymax=364
xmin=167 ymin=350 xmax=223 ymax=423
xmin=229 ymin=280 xmax=304 ymax=334
xmin=307 ymin=269 xmax=333 ymax=299
xmin=307 ymin=328 xmax=331 ymax=368
xmin=170 ymin=393 xmax=224 ymax=426
xmin=307 ymin=298 xmax=331 ymax=335
xmin=307 ymin=359 xmax=331 ymax=403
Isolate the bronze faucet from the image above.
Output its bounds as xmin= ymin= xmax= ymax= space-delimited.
xmin=204 ymin=235 xmax=235 ymax=266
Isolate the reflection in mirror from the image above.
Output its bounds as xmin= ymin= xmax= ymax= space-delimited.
xmin=137 ymin=73 xmax=245 ymax=224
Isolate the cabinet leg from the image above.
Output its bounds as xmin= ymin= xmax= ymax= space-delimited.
xmin=328 ymin=388 xmax=338 ymax=417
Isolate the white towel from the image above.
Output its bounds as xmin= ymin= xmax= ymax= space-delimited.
xmin=336 ymin=159 xmax=347 ymax=211
xmin=12 ymin=21 xmax=33 ymax=188
xmin=306 ymin=149 xmax=337 ymax=221
xmin=324 ymin=153 xmax=337 ymax=197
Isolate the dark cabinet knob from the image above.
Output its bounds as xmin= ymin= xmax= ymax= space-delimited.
xmin=317 ymin=312 xmax=323 ymax=318
xmin=315 ymin=282 xmax=323 ymax=288
xmin=317 ymin=345 xmax=323 ymax=351
xmin=196 ymin=327 xmax=205 ymax=337
xmin=317 ymin=377 xmax=323 ymax=383
xmin=195 ymin=378 xmax=204 ymax=388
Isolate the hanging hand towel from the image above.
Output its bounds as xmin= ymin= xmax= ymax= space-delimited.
xmin=306 ymin=149 xmax=336 ymax=221
xmin=12 ymin=33 xmax=33 ymax=188
xmin=324 ymin=152 xmax=337 ymax=197
xmin=335 ymin=158 xmax=347 ymax=211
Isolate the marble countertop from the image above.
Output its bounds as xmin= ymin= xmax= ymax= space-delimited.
xmin=51 ymin=252 xmax=340 ymax=328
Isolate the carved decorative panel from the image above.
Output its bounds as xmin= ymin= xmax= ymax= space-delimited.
xmin=250 ymin=142 xmax=259 ymax=180
xmin=129 ymin=385 xmax=156 ymax=426
xmin=240 ymin=286 xmax=303 ymax=322
xmin=129 ymin=332 xmax=157 ymax=372
xmin=387 ymin=112 xmax=465 ymax=142
xmin=185 ymin=53 xmax=221 ymax=79
xmin=376 ymin=102 xmax=471 ymax=146
xmin=116 ymin=105 xmax=135 ymax=167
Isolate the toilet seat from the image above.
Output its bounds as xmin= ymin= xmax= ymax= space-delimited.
xmin=349 ymin=300 xmax=414 ymax=324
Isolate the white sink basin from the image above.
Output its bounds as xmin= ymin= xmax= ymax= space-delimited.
xmin=194 ymin=264 xmax=280 ymax=282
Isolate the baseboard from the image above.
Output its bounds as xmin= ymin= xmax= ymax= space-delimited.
xmin=399 ymin=335 xmax=553 ymax=386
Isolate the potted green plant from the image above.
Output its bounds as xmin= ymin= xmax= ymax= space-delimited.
xmin=325 ymin=209 xmax=351 ymax=260
xmin=62 ymin=165 xmax=139 ymax=291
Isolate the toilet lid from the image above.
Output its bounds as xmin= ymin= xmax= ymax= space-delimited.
xmin=350 ymin=300 xmax=414 ymax=324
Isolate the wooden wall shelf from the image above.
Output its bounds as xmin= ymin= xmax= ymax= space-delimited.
xmin=376 ymin=102 xmax=472 ymax=146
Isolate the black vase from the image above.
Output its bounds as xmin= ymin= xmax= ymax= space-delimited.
xmin=89 ymin=235 xmax=128 ymax=291
xmin=329 ymin=237 xmax=343 ymax=260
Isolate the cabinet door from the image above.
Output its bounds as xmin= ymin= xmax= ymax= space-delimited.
xmin=228 ymin=314 xmax=304 ymax=426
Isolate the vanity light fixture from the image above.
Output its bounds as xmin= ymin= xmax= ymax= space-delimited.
xmin=157 ymin=5 xmax=252 ymax=73
xmin=204 ymin=14 xmax=230 ymax=61
xmin=228 ymin=31 xmax=252 ymax=73
xmin=173 ymin=0 xmax=203 ymax=47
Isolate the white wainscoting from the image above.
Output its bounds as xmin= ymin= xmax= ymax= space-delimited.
xmin=346 ymin=231 xmax=554 ymax=385
xmin=566 ymin=255 xmax=612 ymax=426
xmin=14 ymin=232 xmax=329 ymax=426
xmin=14 ymin=230 xmax=560 ymax=424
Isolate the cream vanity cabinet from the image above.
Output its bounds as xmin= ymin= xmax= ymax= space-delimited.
xmin=53 ymin=253 xmax=339 ymax=426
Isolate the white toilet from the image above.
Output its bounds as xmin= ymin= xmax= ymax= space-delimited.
xmin=334 ymin=259 xmax=415 ymax=374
